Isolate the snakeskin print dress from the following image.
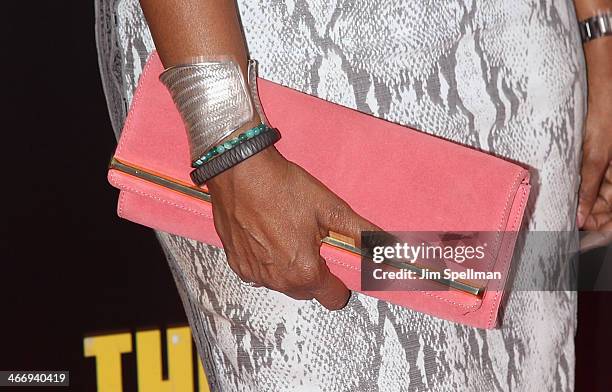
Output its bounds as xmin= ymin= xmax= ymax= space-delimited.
xmin=95 ymin=1 xmax=586 ymax=391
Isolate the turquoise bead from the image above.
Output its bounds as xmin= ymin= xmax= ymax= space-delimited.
xmin=194 ymin=123 xmax=266 ymax=169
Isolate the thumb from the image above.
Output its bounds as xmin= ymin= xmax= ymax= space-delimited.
xmin=578 ymin=154 xmax=608 ymax=228
xmin=319 ymin=201 xmax=381 ymax=248
xmin=312 ymin=257 xmax=351 ymax=310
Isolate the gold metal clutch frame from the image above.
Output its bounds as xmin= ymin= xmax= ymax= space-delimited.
xmin=109 ymin=157 xmax=484 ymax=297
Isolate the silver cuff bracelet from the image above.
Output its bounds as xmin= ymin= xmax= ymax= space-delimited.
xmin=159 ymin=59 xmax=255 ymax=162
xmin=247 ymin=59 xmax=270 ymax=127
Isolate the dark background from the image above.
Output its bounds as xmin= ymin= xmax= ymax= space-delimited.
xmin=1 ymin=1 xmax=610 ymax=390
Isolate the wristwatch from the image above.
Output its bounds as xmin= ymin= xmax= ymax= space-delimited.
xmin=579 ymin=12 xmax=612 ymax=43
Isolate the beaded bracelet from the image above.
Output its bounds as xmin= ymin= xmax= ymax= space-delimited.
xmin=190 ymin=127 xmax=281 ymax=185
xmin=192 ymin=123 xmax=268 ymax=168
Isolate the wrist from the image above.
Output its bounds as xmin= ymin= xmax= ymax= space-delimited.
xmin=584 ymin=34 xmax=612 ymax=70
xmin=206 ymin=145 xmax=285 ymax=192
xmin=217 ymin=115 xmax=263 ymax=144
xmin=579 ymin=10 xmax=612 ymax=43
xmin=160 ymin=57 xmax=263 ymax=165
xmin=583 ymin=35 xmax=612 ymax=98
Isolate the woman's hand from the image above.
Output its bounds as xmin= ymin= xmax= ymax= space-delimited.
xmin=207 ymin=145 xmax=379 ymax=310
xmin=139 ymin=0 xmax=379 ymax=308
xmin=578 ymin=112 xmax=612 ymax=231
xmin=576 ymin=36 xmax=612 ymax=249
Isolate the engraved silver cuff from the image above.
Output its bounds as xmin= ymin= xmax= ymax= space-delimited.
xmin=159 ymin=59 xmax=254 ymax=161
xmin=247 ymin=59 xmax=270 ymax=127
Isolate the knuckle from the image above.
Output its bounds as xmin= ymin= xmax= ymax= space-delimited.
xmin=579 ymin=189 xmax=597 ymax=204
xmin=328 ymin=202 xmax=345 ymax=220
xmin=326 ymin=201 xmax=349 ymax=225
xmin=300 ymin=274 xmax=320 ymax=290
xmin=587 ymin=153 xmax=608 ymax=169
xmin=293 ymin=263 xmax=323 ymax=290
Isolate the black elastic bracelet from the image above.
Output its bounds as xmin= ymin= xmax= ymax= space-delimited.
xmin=190 ymin=127 xmax=281 ymax=185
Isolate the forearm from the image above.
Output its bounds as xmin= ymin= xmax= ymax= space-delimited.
xmin=575 ymin=0 xmax=612 ymax=19
xmin=574 ymin=1 xmax=612 ymax=229
xmin=574 ymin=0 xmax=612 ymax=109
xmin=140 ymin=0 xmax=249 ymax=72
xmin=139 ymin=0 xmax=261 ymax=149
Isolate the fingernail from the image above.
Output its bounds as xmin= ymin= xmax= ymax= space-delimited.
xmin=577 ymin=210 xmax=584 ymax=228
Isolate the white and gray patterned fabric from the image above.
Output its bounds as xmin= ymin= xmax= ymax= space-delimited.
xmin=95 ymin=1 xmax=586 ymax=391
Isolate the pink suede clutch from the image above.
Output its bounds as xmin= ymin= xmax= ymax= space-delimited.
xmin=108 ymin=52 xmax=530 ymax=329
